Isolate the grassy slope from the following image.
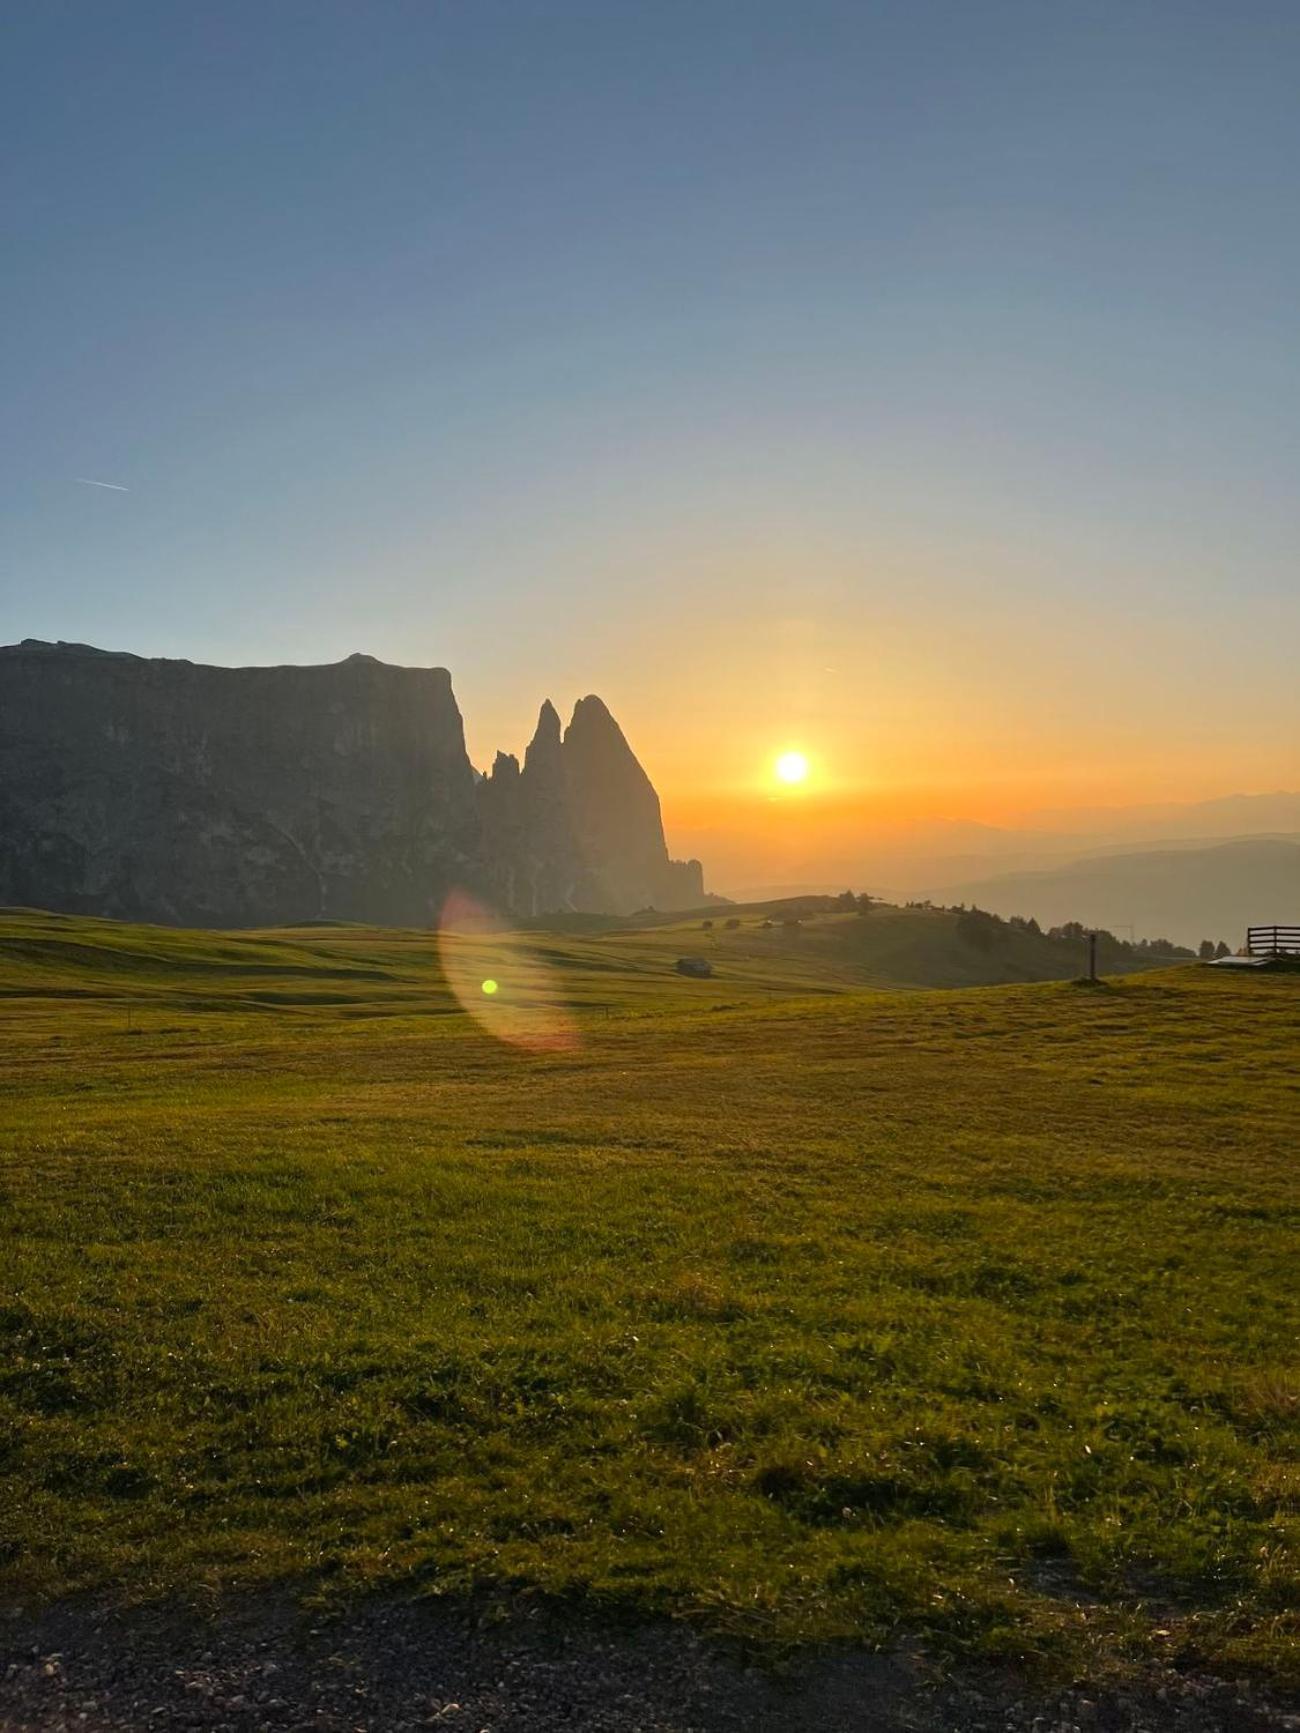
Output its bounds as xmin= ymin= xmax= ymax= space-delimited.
xmin=0 ymin=898 xmax=1154 ymax=1015
xmin=0 ymin=910 xmax=1296 ymax=1684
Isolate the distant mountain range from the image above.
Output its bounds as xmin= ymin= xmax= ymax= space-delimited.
xmin=1018 ymin=790 xmax=1300 ymax=842
xmin=707 ymin=793 xmax=1300 ymax=910
xmin=723 ymin=794 xmax=1300 ymax=942
xmin=932 ymin=837 xmax=1300 ymax=950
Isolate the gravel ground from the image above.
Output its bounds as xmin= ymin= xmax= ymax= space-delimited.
xmin=2 ymin=1593 xmax=1297 ymax=1733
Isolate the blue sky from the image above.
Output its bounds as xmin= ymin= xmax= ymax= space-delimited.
xmin=3 ymin=1 xmax=1298 ymax=816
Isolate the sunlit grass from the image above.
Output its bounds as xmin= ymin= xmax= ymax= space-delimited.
xmin=0 ymin=910 xmax=1295 ymax=1684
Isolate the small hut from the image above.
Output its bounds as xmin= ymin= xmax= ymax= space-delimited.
xmin=675 ymin=955 xmax=713 ymax=979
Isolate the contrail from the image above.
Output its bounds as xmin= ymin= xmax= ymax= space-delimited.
xmin=75 ymin=477 xmax=130 ymax=492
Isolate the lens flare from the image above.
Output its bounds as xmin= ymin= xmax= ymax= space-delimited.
xmin=437 ymin=890 xmax=577 ymax=1053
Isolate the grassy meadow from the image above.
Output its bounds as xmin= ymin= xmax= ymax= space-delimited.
xmin=0 ymin=906 xmax=1296 ymax=1685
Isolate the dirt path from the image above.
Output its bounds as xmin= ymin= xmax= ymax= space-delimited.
xmin=2 ymin=1593 xmax=1296 ymax=1732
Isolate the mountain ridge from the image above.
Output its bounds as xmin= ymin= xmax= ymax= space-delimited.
xmin=0 ymin=640 xmax=703 ymax=927
xmin=933 ymin=836 xmax=1299 ymax=950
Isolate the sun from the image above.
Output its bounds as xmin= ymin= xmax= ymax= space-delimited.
xmin=774 ymin=750 xmax=810 ymax=786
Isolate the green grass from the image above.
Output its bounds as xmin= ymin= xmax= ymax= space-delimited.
xmin=0 ymin=908 xmax=1296 ymax=1685
xmin=0 ymin=897 xmax=1159 ymax=1016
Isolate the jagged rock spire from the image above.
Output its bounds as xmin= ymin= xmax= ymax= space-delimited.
xmin=474 ymin=691 xmax=704 ymax=916
xmin=562 ymin=695 xmax=667 ymax=887
xmin=524 ymin=700 xmax=563 ymax=771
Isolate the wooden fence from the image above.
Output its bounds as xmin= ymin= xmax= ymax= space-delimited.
xmin=1246 ymin=925 xmax=1300 ymax=956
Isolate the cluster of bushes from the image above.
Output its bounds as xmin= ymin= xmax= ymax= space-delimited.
xmin=702 ymin=894 xmax=1213 ymax=960
xmin=835 ymin=890 xmax=874 ymax=914
xmin=955 ymin=907 xmax=1013 ymax=950
xmin=949 ymin=905 xmax=1195 ymax=960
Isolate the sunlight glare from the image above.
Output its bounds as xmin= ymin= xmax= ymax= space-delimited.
xmin=774 ymin=751 xmax=810 ymax=785
xmin=437 ymin=891 xmax=577 ymax=1053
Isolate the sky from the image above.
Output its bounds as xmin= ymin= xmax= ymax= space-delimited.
xmin=4 ymin=1 xmax=1298 ymax=885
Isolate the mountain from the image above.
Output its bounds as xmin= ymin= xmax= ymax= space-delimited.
xmin=0 ymin=640 xmax=703 ymax=926
xmin=933 ymin=838 xmax=1300 ymax=950
xmin=1020 ymin=790 xmax=1300 ymax=842
xmin=477 ymin=694 xmax=703 ymax=916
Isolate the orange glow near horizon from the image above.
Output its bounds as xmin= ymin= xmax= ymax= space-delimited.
xmin=456 ymin=540 xmax=1298 ymax=897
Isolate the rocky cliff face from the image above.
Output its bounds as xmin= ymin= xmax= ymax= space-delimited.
xmin=0 ymin=641 xmax=482 ymax=926
xmin=478 ymin=696 xmax=704 ymax=916
xmin=0 ymin=641 xmax=704 ymax=925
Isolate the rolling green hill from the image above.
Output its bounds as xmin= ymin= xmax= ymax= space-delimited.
xmin=0 ymin=897 xmax=1162 ymax=1024
xmin=0 ymin=911 xmax=1295 ymax=1689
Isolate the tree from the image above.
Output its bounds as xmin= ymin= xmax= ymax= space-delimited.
xmin=1198 ymin=939 xmax=1216 ymax=960
xmin=1137 ymin=937 xmax=1183 ymax=956
xmin=856 ymin=892 xmax=873 ymax=915
xmin=1051 ymin=921 xmax=1086 ymax=943
xmin=836 ymin=890 xmax=857 ymax=911
xmin=1214 ymin=940 xmax=1231 ymax=959
xmin=957 ymin=907 xmax=1008 ymax=951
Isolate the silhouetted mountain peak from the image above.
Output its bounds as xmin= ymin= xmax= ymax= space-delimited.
xmin=568 ymin=693 xmax=613 ymax=725
xmin=523 ymin=700 xmax=565 ymax=780
xmin=564 ymin=694 xmax=648 ymax=780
